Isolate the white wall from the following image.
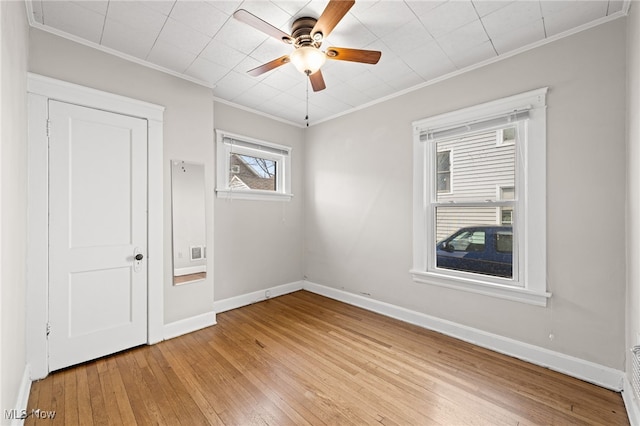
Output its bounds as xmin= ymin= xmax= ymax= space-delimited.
xmin=304 ymin=19 xmax=627 ymax=369
xmin=627 ymin=1 xmax=640 ymax=405
xmin=213 ymin=103 xmax=305 ymax=300
xmin=1 ymin=0 xmax=29 ymax=416
xmin=28 ymin=29 xmax=215 ymax=324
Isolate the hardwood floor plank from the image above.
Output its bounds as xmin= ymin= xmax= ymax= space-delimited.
xmin=25 ymin=291 xmax=629 ymax=425
xmin=75 ymin=364 xmax=95 ymax=424
xmin=106 ymin=359 xmax=137 ymax=426
xmin=62 ymin=368 xmax=79 ymax=425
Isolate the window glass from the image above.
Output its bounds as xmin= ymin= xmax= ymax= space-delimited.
xmin=496 ymin=231 xmax=513 ymax=253
xmin=229 ymin=154 xmax=276 ymax=191
xmin=447 ymin=230 xmax=486 ymax=252
xmin=501 ymin=209 xmax=513 ymax=225
xmin=501 ymin=127 xmax=516 ymax=144
xmin=435 ymin=130 xmax=515 ymax=203
xmin=436 ymin=151 xmax=450 ymax=193
xmin=433 ymin=128 xmax=517 ymax=280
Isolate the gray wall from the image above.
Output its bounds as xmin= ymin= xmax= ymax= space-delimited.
xmin=29 ymin=28 xmax=216 ymax=324
xmin=1 ymin=0 xmax=29 ymax=414
xmin=627 ymin=3 xmax=640 ymax=398
xmin=304 ymin=19 xmax=627 ymax=369
xmin=213 ymin=103 xmax=305 ymax=300
xmin=28 ymin=29 xmax=306 ymax=323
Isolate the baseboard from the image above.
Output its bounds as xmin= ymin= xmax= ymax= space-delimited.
xmin=163 ymin=311 xmax=217 ymax=341
xmin=10 ymin=365 xmax=32 ymax=426
xmin=623 ymin=376 xmax=640 ymax=426
xmin=302 ymin=280 xmax=625 ymax=392
xmin=213 ymin=281 xmax=304 ymax=314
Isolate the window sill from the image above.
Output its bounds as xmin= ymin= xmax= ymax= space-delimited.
xmin=410 ymin=269 xmax=551 ymax=306
xmin=216 ymin=189 xmax=293 ymax=202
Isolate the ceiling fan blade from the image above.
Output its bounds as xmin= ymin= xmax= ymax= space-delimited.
xmin=233 ymin=9 xmax=293 ymax=44
xmin=326 ymin=47 xmax=382 ymax=64
xmin=247 ymin=55 xmax=290 ymax=77
xmin=311 ymin=0 xmax=355 ymax=40
xmin=309 ymin=70 xmax=326 ymax=92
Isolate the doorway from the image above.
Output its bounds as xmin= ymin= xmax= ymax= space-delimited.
xmin=26 ymin=73 xmax=165 ymax=378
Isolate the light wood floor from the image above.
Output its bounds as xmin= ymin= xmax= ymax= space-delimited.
xmin=26 ymin=291 xmax=628 ymax=425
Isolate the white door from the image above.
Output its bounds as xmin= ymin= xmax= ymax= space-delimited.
xmin=48 ymin=100 xmax=148 ymax=371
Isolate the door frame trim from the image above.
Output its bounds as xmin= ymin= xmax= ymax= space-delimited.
xmin=26 ymin=73 xmax=165 ymax=379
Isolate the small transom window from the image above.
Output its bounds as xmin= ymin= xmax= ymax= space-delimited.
xmin=216 ymin=130 xmax=292 ymax=201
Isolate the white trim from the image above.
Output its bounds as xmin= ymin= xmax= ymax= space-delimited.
xmin=163 ymin=311 xmax=217 ymax=341
xmin=623 ymin=376 xmax=640 ymax=426
xmin=10 ymin=366 xmax=32 ymax=426
xmin=213 ymin=281 xmax=304 ymax=314
xmin=27 ymin=73 xmax=164 ymax=121
xmin=147 ymin=118 xmax=164 ymax=345
xmin=26 ymin=73 xmax=165 ymax=376
xmin=215 ymin=189 xmax=293 ymax=202
xmin=302 ymin=281 xmax=623 ymax=391
xmin=412 ymin=88 xmax=546 ymax=131
xmin=26 ymin=92 xmax=49 ymax=380
xmin=410 ymin=270 xmax=550 ymax=306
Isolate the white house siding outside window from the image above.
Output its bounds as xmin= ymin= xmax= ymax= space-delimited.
xmin=411 ymin=88 xmax=550 ymax=306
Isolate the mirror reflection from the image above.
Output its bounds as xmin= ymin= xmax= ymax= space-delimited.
xmin=171 ymin=161 xmax=206 ymax=285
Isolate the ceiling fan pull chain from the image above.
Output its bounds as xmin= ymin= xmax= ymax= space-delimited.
xmin=305 ymin=77 xmax=310 ymax=127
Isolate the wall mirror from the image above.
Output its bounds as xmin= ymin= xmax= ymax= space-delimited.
xmin=171 ymin=161 xmax=207 ymax=285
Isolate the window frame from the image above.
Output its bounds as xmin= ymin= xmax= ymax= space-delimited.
xmin=215 ymin=129 xmax=292 ymax=201
xmin=411 ymin=88 xmax=550 ymax=306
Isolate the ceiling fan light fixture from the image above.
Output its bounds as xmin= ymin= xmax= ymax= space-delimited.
xmin=290 ymin=45 xmax=326 ymax=75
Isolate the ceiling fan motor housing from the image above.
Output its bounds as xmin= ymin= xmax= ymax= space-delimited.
xmin=291 ymin=17 xmax=322 ymax=48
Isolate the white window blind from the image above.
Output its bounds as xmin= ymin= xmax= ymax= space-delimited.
xmin=420 ymin=109 xmax=530 ymax=142
xmin=223 ymin=137 xmax=290 ymax=156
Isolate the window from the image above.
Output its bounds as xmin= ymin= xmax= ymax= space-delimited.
xmin=498 ymin=186 xmax=514 ymax=225
xmin=498 ymin=126 xmax=516 ymax=146
xmin=216 ymin=130 xmax=292 ymax=201
xmin=411 ymin=88 xmax=550 ymax=306
xmin=436 ymin=150 xmax=451 ymax=193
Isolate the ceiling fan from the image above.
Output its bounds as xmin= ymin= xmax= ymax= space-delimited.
xmin=233 ymin=0 xmax=382 ymax=92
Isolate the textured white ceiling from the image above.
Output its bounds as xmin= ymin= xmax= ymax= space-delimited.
xmin=27 ymin=0 xmax=627 ymax=126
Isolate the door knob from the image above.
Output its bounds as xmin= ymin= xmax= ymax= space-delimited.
xmin=135 ymin=253 xmax=144 ymax=261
